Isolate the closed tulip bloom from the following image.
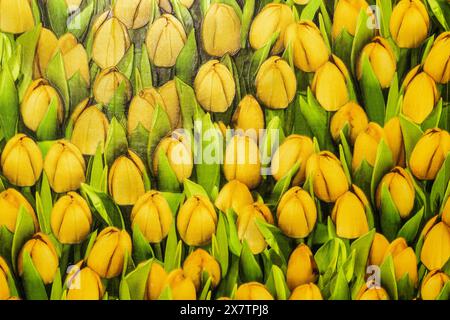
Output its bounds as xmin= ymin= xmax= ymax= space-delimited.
xmin=153 ymin=131 xmax=193 ymax=183
xmin=164 ymin=269 xmax=197 ymax=300
xmin=128 ymin=88 xmax=167 ymax=134
xmin=284 ymin=20 xmax=329 ymax=72
xmin=376 ymin=167 xmax=415 ymax=219
xmin=113 ymin=0 xmax=153 ymax=29
xmin=202 ymin=3 xmax=241 ymax=57
xmin=51 ymin=192 xmax=92 ymax=244
xmin=223 ymin=135 xmax=261 ymax=189
xmin=357 ymin=37 xmax=396 ymax=88
xmin=109 ymin=150 xmax=146 ymax=206
xmin=232 ymin=95 xmax=264 ymax=140
xmin=369 ymin=233 xmax=390 ymax=266
xmin=214 ymin=180 xmax=254 ymax=214
xmin=423 ymin=32 xmax=450 ymax=84
xmin=66 ymin=263 xmax=104 ymax=300
xmin=249 ymin=3 xmax=294 ymax=54
xmin=146 ymin=262 xmax=167 ymax=300
xmin=384 ymin=117 xmax=406 ymax=167
xmin=177 ymin=196 xmax=217 ymax=246
xmin=390 ymin=0 xmax=429 ymax=48
xmin=0 ymin=0 xmax=35 ymax=34
xmin=235 ymin=282 xmax=274 ymax=300
xmin=237 ymin=202 xmax=274 ymax=255
xmin=305 ymin=151 xmax=349 ymax=202
xmin=159 ymin=0 xmax=194 ymax=11
xmin=332 ymin=0 xmax=369 ymax=39
xmin=356 ymin=284 xmax=390 ymax=300
xmin=44 ymin=140 xmax=86 ymax=193
xmin=409 ymin=129 xmax=450 ymax=180
xmin=383 ymin=238 xmax=418 ymax=285
xmin=311 ymin=56 xmax=350 ymax=111
xmin=92 ymin=14 xmax=130 ymax=69
xmin=421 ymin=221 xmax=450 ymax=270
xmin=87 ymin=227 xmax=132 ymax=279
xmin=421 ymin=270 xmax=450 ymax=300
xmin=0 ymin=256 xmax=10 ymax=300
xmin=330 ymin=102 xmax=369 ymax=144
xmin=1 ymin=134 xmax=43 ymax=187
xmin=131 ymin=191 xmax=173 ymax=243
xmin=352 ymin=122 xmax=385 ymax=171
xmin=255 ymin=56 xmax=297 ymax=110
xmin=33 ymin=28 xmax=58 ymax=79
xmin=277 ymin=187 xmax=317 ymax=239
xmin=70 ymin=100 xmax=109 ymax=155
xmin=159 ymin=80 xmax=182 ymax=129
xmin=331 ymin=190 xmax=369 ymax=239
xmin=93 ymin=68 xmax=132 ymax=105
xmin=18 ymin=233 xmax=59 ymax=284
xmin=183 ymin=249 xmax=221 ymax=290
xmin=21 ymin=79 xmax=64 ymax=132
xmin=271 ymin=135 xmax=314 ymax=186
xmin=289 ymin=283 xmax=323 ymax=300
xmin=194 ymin=60 xmax=236 ymax=112
xmin=402 ymin=66 xmax=439 ymax=124
xmin=0 ymin=188 xmax=38 ymax=233
xmin=146 ymin=14 xmax=187 ymax=68
xmin=56 ymin=33 xmax=90 ymax=85
xmin=286 ymin=244 xmax=318 ymax=290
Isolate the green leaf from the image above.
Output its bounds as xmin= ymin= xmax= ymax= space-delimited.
xmin=139 ymin=46 xmax=153 ymax=89
xmin=46 ymin=51 xmax=70 ymax=116
xmin=353 ymin=159 xmax=374 ymax=199
xmin=239 ymin=240 xmax=263 ymax=282
xmin=248 ymin=31 xmax=279 ymax=80
xmin=421 ymin=98 xmax=442 ymax=131
xmin=147 ymin=105 xmax=172 ymax=171
xmin=265 ymin=265 xmax=289 ymax=300
xmin=333 ymin=29 xmax=353 ymax=70
xmin=183 ymin=179 xmax=209 ymax=198
xmin=104 ymin=117 xmax=128 ymax=167
xmin=67 ymin=72 xmax=89 ymax=113
xmin=380 ymin=255 xmax=398 ymax=300
xmin=11 ymin=206 xmax=36 ymax=271
xmin=0 ymin=65 xmax=18 ymax=140
xmin=399 ymin=115 xmax=423 ymax=164
xmin=426 ymin=0 xmax=450 ymax=30
xmin=21 ymin=252 xmax=48 ymax=300
xmin=156 ymin=149 xmax=181 ymax=192
xmin=175 ymin=30 xmax=198 ymax=85
xmin=300 ymin=0 xmax=321 ymax=20
xmin=377 ymin=0 xmax=392 ymax=38
xmin=225 ymin=209 xmax=242 ymax=256
xmin=268 ymin=162 xmax=300 ymax=206
xmin=213 ymin=212 xmax=229 ymax=276
xmin=83 ymin=230 xmax=98 ymax=260
xmin=241 ymin=0 xmax=255 ymax=48
xmin=164 ymin=223 xmax=179 ymax=272
xmin=350 ymin=229 xmax=376 ymax=279
xmin=329 ymin=268 xmax=350 ymax=300
xmin=89 ymin=145 xmax=105 ymax=190
xmin=50 ymin=269 xmax=63 ymax=300
xmin=132 ymin=224 xmax=154 ymax=264
xmin=106 ymin=81 xmax=128 ymax=123
xmin=117 ymin=44 xmax=135 ymax=79
xmin=360 ymin=55 xmax=385 ymax=125
xmin=0 ymin=226 xmax=14 ymax=266
xmin=175 ymin=77 xmax=199 ymax=130
xmin=36 ymin=97 xmax=59 ymax=141
xmin=47 ymin=0 xmax=69 ymax=37
xmin=350 ymin=9 xmax=375 ymax=75
xmin=67 ymin=1 xmax=94 ymax=40
xmin=380 ymin=184 xmax=402 ymax=241
xmin=397 ymin=273 xmax=415 ymax=300
xmin=16 ymin=24 xmax=41 ymax=83
xmin=385 ymin=74 xmax=400 ymax=122
xmin=397 ymin=207 xmax=424 ymax=244
xmin=432 ymin=155 xmax=450 ymax=213
xmin=129 ymin=123 xmax=150 ymax=164
xmin=370 ymin=139 xmax=394 ymax=202
xmin=123 ymin=259 xmax=154 ymax=300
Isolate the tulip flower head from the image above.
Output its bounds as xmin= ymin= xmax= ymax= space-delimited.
xmin=235 ymin=282 xmax=274 ymax=300
xmin=286 ymin=244 xmax=318 ymax=290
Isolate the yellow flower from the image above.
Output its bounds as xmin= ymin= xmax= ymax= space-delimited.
xmin=145 ymin=262 xmax=167 ymax=300
xmin=384 ymin=117 xmax=406 ymax=167
xmin=423 ymin=31 xmax=450 ymax=84
xmin=235 ymin=282 xmax=274 ymax=300
xmin=93 ymin=67 xmax=132 ymax=105
xmin=56 ymin=33 xmax=90 ymax=85
xmin=214 ymin=180 xmax=254 ymax=214
xmin=164 ymin=269 xmax=197 ymax=300
xmin=383 ymin=238 xmax=418 ymax=285
xmin=352 ymin=122 xmax=385 ymax=171
xmin=0 ymin=256 xmax=10 ymax=300
xmin=0 ymin=0 xmax=35 ymax=34
xmin=369 ymin=233 xmax=390 ymax=266
xmin=421 ymin=221 xmax=450 ymax=270
xmin=332 ymin=0 xmax=369 ymax=39
xmin=33 ymin=28 xmax=58 ymax=79
xmin=113 ymin=0 xmax=153 ymax=29
xmin=232 ymin=95 xmax=265 ymax=140
xmin=330 ymin=102 xmax=369 ymax=144
xmin=356 ymin=284 xmax=390 ymax=300
xmin=183 ymin=248 xmax=221 ymax=290
xmin=421 ymin=270 xmax=450 ymax=300
xmin=66 ymin=262 xmax=104 ymax=300
xmin=158 ymin=80 xmax=182 ymax=130
xmin=286 ymin=244 xmax=318 ymax=290
xmin=289 ymin=283 xmax=323 ymax=300
xmin=0 ymin=188 xmax=38 ymax=233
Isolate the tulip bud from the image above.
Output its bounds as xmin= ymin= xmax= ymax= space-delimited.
xmin=277 ymin=187 xmax=317 ymax=239
xmin=223 ymin=135 xmax=261 ymax=189
xmin=183 ymin=248 xmax=221 ymax=290
xmin=271 ymin=135 xmax=314 ymax=186
xmin=55 ymin=33 xmax=90 ymax=85
xmin=66 ymin=263 xmax=104 ymax=300
xmin=423 ymin=32 xmax=450 ymax=84
xmin=146 ymin=14 xmax=187 ymax=68
xmin=33 ymin=28 xmax=58 ymax=79
xmin=369 ymin=233 xmax=389 ymax=266
xmin=383 ymin=238 xmax=418 ymax=285
xmin=214 ymin=180 xmax=254 ymax=214
xmin=390 ymin=0 xmax=429 ymax=48
xmin=153 ymin=131 xmax=193 ymax=183
xmin=237 ymin=202 xmax=274 ymax=255
xmin=409 ymin=129 xmax=450 ymax=180
xmin=113 ymin=0 xmax=153 ymax=29
xmin=0 ymin=188 xmax=38 ymax=233
xmin=357 ymin=36 xmax=396 ymax=88
xmin=44 ymin=140 xmax=86 ymax=193
xmin=232 ymin=95 xmax=264 ymax=140
xmin=109 ymin=150 xmax=146 ymax=206
xmin=0 ymin=0 xmax=35 ymax=34
xmin=70 ymin=100 xmax=109 ymax=155
xmin=164 ymin=269 xmax=196 ymax=300
xmin=332 ymin=0 xmax=369 ymax=39
xmin=18 ymin=233 xmax=59 ymax=284
xmin=159 ymin=0 xmax=194 ymax=11
xmin=376 ymin=167 xmax=415 ymax=219
xmin=0 ymin=256 xmax=10 ymax=300
xmin=131 ymin=191 xmax=173 ymax=243
xmin=421 ymin=221 xmax=450 ymax=270
xmin=421 ymin=270 xmax=450 ymax=300
xmin=284 ymin=20 xmax=329 ymax=72
xmin=202 ymin=3 xmax=241 ymax=57
xmin=356 ymin=284 xmax=390 ymax=300
xmin=305 ymin=151 xmax=349 ymax=202
xmin=21 ymin=79 xmax=64 ymax=132
xmin=402 ymin=66 xmax=439 ymax=124
xmin=87 ymin=227 xmax=132 ymax=279
xmin=128 ymin=88 xmax=167 ymax=134
xmin=384 ymin=117 xmax=406 ymax=167
xmin=145 ymin=262 xmax=167 ymax=300
xmin=352 ymin=122 xmax=385 ymax=171
xmin=177 ymin=195 xmax=217 ymax=246
xmin=194 ymin=60 xmax=236 ymax=112
xmin=235 ymin=282 xmax=274 ymax=300
xmin=330 ymin=102 xmax=369 ymax=144
xmin=286 ymin=244 xmax=318 ymax=290
xmin=92 ymin=13 xmax=130 ymax=69
xmin=289 ymin=283 xmax=323 ymax=300
xmin=249 ymin=3 xmax=294 ymax=54
xmin=93 ymin=68 xmax=132 ymax=105
xmin=1 ymin=134 xmax=43 ymax=187
xmin=159 ymin=80 xmax=182 ymax=129
xmin=50 ymin=192 xmax=92 ymax=244
xmin=255 ymin=56 xmax=297 ymax=110
xmin=311 ymin=55 xmax=350 ymax=111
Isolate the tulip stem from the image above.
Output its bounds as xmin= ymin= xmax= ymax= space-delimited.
xmin=73 ymin=244 xmax=81 ymax=263
xmin=60 ymin=244 xmax=71 ymax=276
xmin=154 ymin=243 xmax=163 ymax=261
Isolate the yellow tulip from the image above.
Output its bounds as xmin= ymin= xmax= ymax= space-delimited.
xmin=255 ymin=56 xmax=297 ymax=110
xmin=286 ymin=244 xmax=318 ymax=290
xmin=289 ymin=283 xmax=323 ymax=300
xmin=369 ymin=233 xmax=390 ymax=266
xmin=65 ymin=0 xmax=83 ymax=10
xmin=423 ymin=31 xmax=450 ymax=84
xmin=33 ymin=28 xmax=58 ymax=79
xmin=277 ymin=187 xmax=317 ymax=239
xmin=232 ymin=95 xmax=265 ymax=140
xmin=56 ymin=33 xmax=90 ymax=85
xmin=113 ymin=0 xmax=153 ymax=29
xmin=159 ymin=0 xmax=194 ymax=11
xmin=66 ymin=262 xmax=104 ymax=300
xmin=356 ymin=284 xmax=390 ymax=300
xmin=145 ymin=262 xmax=167 ymax=300
xmin=0 ymin=256 xmax=10 ymax=300
xmin=384 ymin=117 xmax=406 ymax=167
xmin=93 ymin=67 xmax=132 ymax=105
xmin=164 ymin=269 xmax=197 ymax=300
xmin=87 ymin=227 xmax=132 ymax=279
xmin=183 ymin=248 xmax=221 ymax=290
xmin=383 ymin=238 xmax=418 ymax=285
xmin=421 ymin=221 xmax=450 ymax=270
xmin=127 ymin=88 xmax=167 ymax=134
xmin=0 ymin=188 xmax=38 ymax=233
xmin=330 ymin=102 xmax=369 ymax=144
xmin=159 ymin=80 xmax=182 ymax=129
xmin=352 ymin=122 xmax=385 ymax=171
xmin=214 ymin=180 xmax=254 ymax=214
xmin=421 ymin=270 xmax=450 ymax=300
xmin=235 ymin=282 xmax=274 ymax=300
xmin=332 ymin=0 xmax=369 ymax=39
xmin=0 ymin=0 xmax=35 ymax=34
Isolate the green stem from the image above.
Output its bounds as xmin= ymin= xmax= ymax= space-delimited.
xmin=154 ymin=243 xmax=163 ymax=262
xmin=60 ymin=244 xmax=71 ymax=276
